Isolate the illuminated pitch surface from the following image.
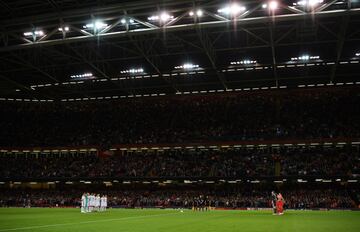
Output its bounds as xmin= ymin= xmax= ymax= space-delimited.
xmin=0 ymin=208 xmax=359 ymax=232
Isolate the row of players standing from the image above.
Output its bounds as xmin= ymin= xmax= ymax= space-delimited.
xmin=192 ymin=193 xmax=285 ymax=213
xmin=192 ymin=195 xmax=210 ymax=211
xmin=81 ymin=193 xmax=107 ymax=213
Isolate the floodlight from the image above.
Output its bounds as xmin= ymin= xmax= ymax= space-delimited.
xmin=263 ymin=1 xmax=278 ymax=10
xmin=58 ymin=26 xmax=69 ymax=32
xmin=121 ymin=18 xmax=135 ymax=25
xmin=301 ymin=55 xmax=309 ymax=60
xmin=183 ymin=63 xmax=195 ymax=69
xmin=269 ymin=1 xmax=279 ymax=10
xmin=120 ymin=68 xmax=144 ymax=74
xmin=84 ymin=21 xmax=108 ymax=29
xmin=130 ymin=68 xmax=143 ymax=73
xmin=190 ymin=9 xmax=203 ymax=17
xmin=218 ymin=4 xmax=246 ymax=16
xmin=230 ymin=60 xmax=257 ymax=65
xmin=148 ymin=12 xmax=174 ymax=22
xmin=95 ymin=21 xmax=108 ymax=29
xmin=196 ymin=9 xmax=203 ymax=17
xmin=160 ymin=12 xmax=172 ymax=22
xmin=23 ymin=30 xmax=44 ymax=37
xmin=148 ymin=15 xmax=159 ymax=21
xmin=174 ymin=63 xmax=199 ymax=69
xmin=295 ymin=0 xmax=323 ymax=7
xmin=308 ymin=0 xmax=323 ymax=6
xmin=35 ymin=31 xmax=44 ymax=36
xmin=70 ymin=73 xmax=93 ymax=79
xmin=290 ymin=55 xmax=320 ymax=61
xmin=189 ymin=9 xmax=204 ymax=17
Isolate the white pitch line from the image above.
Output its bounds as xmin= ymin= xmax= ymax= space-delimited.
xmin=0 ymin=212 xmax=178 ymax=232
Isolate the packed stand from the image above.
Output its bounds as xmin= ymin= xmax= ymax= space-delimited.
xmin=0 ymin=146 xmax=359 ymax=179
xmin=0 ymin=188 xmax=355 ymax=209
xmin=280 ymin=146 xmax=360 ymax=176
xmin=0 ymin=149 xmax=274 ymax=178
xmin=0 ymin=87 xmax=359 ymax=147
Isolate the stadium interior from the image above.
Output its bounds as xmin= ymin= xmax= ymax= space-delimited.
xmin=0 ymin=0 xmax=359 ymax=231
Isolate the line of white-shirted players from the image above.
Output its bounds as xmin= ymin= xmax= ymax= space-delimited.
xmin=81 ymin=193 xmax=107 ymax=213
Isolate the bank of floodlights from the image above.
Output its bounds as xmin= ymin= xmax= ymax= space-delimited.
xmin=58 ymin=26 xmax=69 ymax=32
xmin=121 ymin=18 xmax=135 ymax=25
xmin=217 ymin=3 xmax=246 ymax=16
xmin=291 ymin=55 xmax=320 ymax=61
xmin=120 ymin=68 xmax=144 ymax=74
xmin=262 ymin=1 xmax=279 ymax=10
xmin=293 ymin=0 xmax=324 ymax=7
xmin=148 ymin=12 xmax=174 ymax=22
xmin=70 ymin=73 xmax=93 ymax=79
xmin=23 ymin=30 xmax=44 ymax=37
xmin=230 ymin=60 xmax=257 ymax=65
xmin=175 ymin=63 xmax=200 ymax=69
xmin=189 ymin=9 xmax=204 ymax=17
xmin=83 ymin=21 xmax=108 ymax=30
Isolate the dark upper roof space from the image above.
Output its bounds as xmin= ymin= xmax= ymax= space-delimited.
xmin=0 ymin=0 xmax=359 ymax=100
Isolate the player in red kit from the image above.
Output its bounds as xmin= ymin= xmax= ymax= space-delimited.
xmin=276 ymin=193 xmax=284 ymax=215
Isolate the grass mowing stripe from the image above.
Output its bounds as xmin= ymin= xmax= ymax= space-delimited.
xmin=1 ymin=209 xmax=359 ymax=232
xmin=0 ymin=211 xmax=179 ymax=232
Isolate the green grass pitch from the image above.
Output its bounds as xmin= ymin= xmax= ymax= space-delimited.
xmin=0 ymin=208 xmax=359 ymax=232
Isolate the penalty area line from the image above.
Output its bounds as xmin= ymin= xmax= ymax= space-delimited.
xmin=0 ymin=212 xmax=179 ymax=231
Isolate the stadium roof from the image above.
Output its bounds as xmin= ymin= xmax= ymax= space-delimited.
xmin=0 ymin=0 xmax=359 ymax=101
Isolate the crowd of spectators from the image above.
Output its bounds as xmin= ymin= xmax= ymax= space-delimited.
xmin=0 ymin=146 xmax=359 ymax=179
xmin=0 ymin=87 xmax=359 ymax=210
xmin=280 ymin=146 xmax=360 ymax=176
xmin=284 ymin=189 xmax=355 ymax=209
xmin=0 ymin=188 xmax=355 ymax=209
xmin=0 ymin=149 xmax=273 ymax=178
xmin=0 ymin=87 xmax=359 ymax=147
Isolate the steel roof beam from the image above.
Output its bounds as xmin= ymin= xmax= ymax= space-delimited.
xmin=329 ymin=15 xmax=350 ymax=83
xmin=2 ymin=37 xmax=360 ymax=74
xmin=0 ymin=8 xmax=359 ymax=52
xmin=196 ymin=28 xmax=227 ymax=89
xmin=269 ymin=24 xmax=278 ymax=87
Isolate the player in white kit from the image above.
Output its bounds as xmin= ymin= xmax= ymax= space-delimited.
xmin=100 ymin=195 xmax=104 ymax=211
xmin=89 ymin=194 xmax=94 ymax=212
xmin=80 ymin=193 xmax=106 ymax=213
xmin=95 ymin=194 xmax=100 ymax=211
xmin=81 ymin=193 xmax=85 ymax=213
xmin=101 ymin=195 xmax=107 ymax=211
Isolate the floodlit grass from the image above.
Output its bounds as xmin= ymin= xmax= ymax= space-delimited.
xmin=0 ymin=208 xmax=359 ymax=232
